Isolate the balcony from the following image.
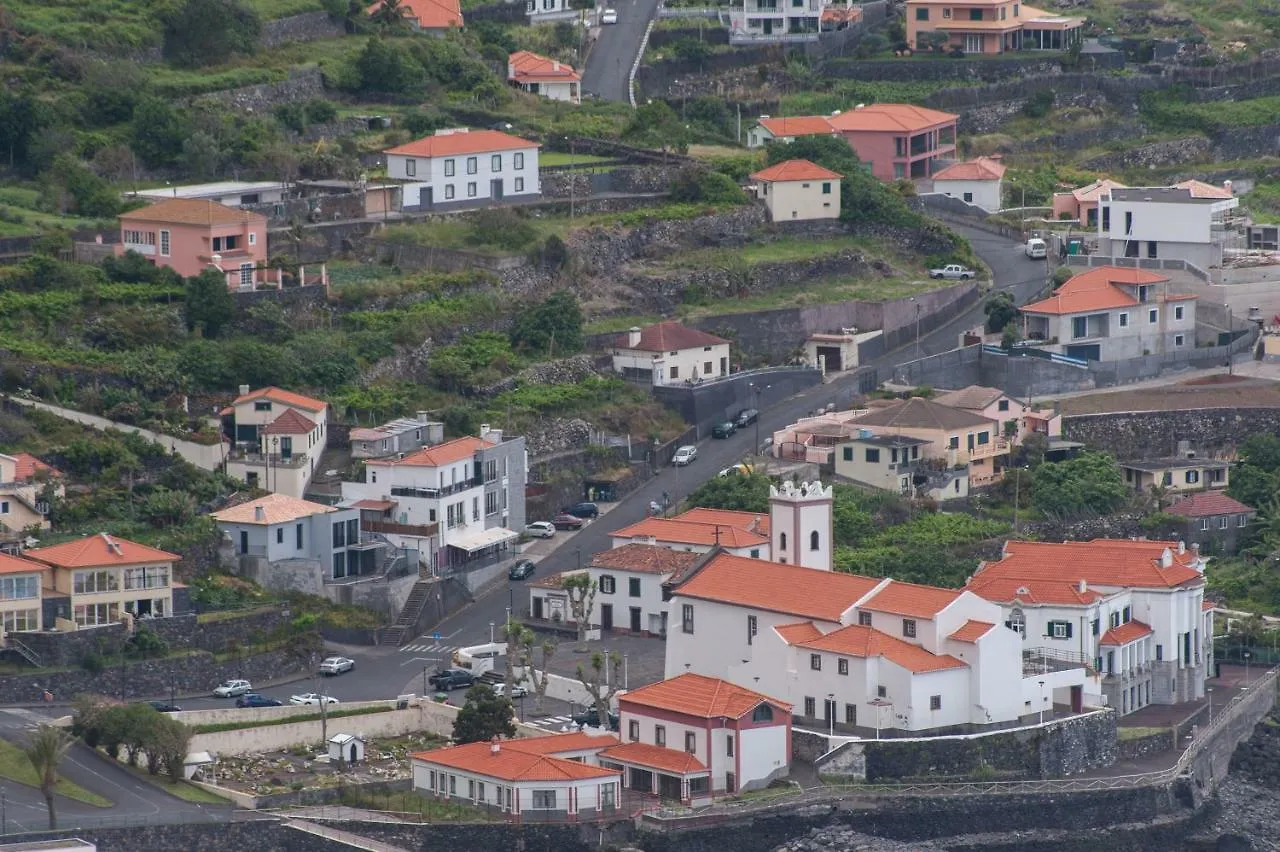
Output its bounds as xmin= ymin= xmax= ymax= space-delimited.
xmin=1023 ymin=647 xmax=1091 ymax=677
xmin=364 ymin=519 xmax=439 ymax=538
xmin=232 ymin=452 xmax=308 ymax=469
xmin=122 ymin=242 xmax=156 ymax=256
xmin=390 ymin=479 xmax=481 ymax=500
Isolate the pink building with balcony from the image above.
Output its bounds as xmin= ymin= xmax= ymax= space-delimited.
xmin=827 ymin=104 xmax=959 ymax=181
xmin=116 ymin=198 xmax=268 ymax=289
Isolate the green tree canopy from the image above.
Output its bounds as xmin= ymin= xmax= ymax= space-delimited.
xmin=452 ymin=684 xmax=517 ymax=744
xmin=162 ymin=0 xmax=262 ymax=68
xmin=1032 ymin=451 xmax=1128 ymax=517
xmin=183 ymin=269 xmax=236 ymax=338
xmin=683 ymin=472 xmax=770 ymax=513
xmin=1228 ymin=434 xmax=1280 ymax=509
xmin=509 ymin=290 xmax=583 ymax=356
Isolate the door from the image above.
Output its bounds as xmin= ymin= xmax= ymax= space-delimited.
xmin=964 ymin=33 xmax=983 ymax=53
xmin=630 ymin=607 xmax=642 ymax=632
xmin=239 ymin=531 xmax=249 ymax=555
xmin=350 ymin=743 xmax=358 ymax=762
xmin=280 ymin=437 xmax=293 ymax=460
xmin=601 ymin=604 xmax=613 ymax=631
xmin=533 ymin=597 xmax=543 ymax=620
xmin=824 ymin=698 xmax=834 ymax=729
xmin=491 ymin=179 xmax=504 ymax=200
xmin=425 ymin=186 xmax=433 ymax=209
xmin=816 ymin=346 xmax=842 ymax=371
xmin=763 ymin=18 xmax=773 ymax=33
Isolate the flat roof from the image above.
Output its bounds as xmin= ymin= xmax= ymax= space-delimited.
xmin=1121 ymin=457 xmax=1228 ymax=472
xmin=134 ymin=181 xmax=283 ymax=200
xmin=1107 ymin=187 xmax=1216 ymax=205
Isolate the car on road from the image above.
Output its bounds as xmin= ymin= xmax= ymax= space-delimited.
xmin=561 ymin=502 xmax=599 ymax=519
xmin=711 ymin=421 xmax=736 ymax=439
xmin=718 ymin=463 xmax=753 ymax=478
xmin=735 ymin=408 xmax=759 ymax=428
xmin=318 ymin=656 xmax=355 ymax=676
xmin=1025 ymin=238 xmax=1047 ymax=260
xmin=601 ymin=8 xmax=618 ymax=23
xmin=929 ymin=264 xmax=975 ymax=280
xmin=146 ymin=700 xmax=181 ymax=713
xmin=429 ymin=668 xmax=476 ymax=691
xmin=213 ymin=679 xmax=252 ymax=697
xmin=524 ymin=521 xmax=556 ymax=539
xmin=672 ymin=445 xmax=697 ymax=466
xmin=508 ymin=560 xmax=537 ymax=581
xmin=236 ymin=693 xmax=283 ymax=708
xmin=551 ymin=512 xmax=585 ymax=530
xmin=572 ymin=708 xmax=620 ymax=730
xmin=492 ymin=683 xmax=529 ymax=698
xmin=290 ymin=692 xmax=340 ymax=706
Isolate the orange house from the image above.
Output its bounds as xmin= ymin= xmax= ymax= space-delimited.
xmin=367 ymin=0 xmax=463 ymax=30
xmin=116 ymin=198 xmax=268 ymax=289
xmin=906 ymin=0 xmax=1083 ymax=54
xmin=827 ymin=104 xmax=958 ymax=181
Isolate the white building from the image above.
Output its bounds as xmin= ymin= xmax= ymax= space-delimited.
xmin=746 ymin=115 xmax=837 ymax=149
xmin=507 ymin=51 xmax=581 ymax=103
xmin=750 ymin=159 xmax=842 ymax=222
xmin=221 ymin=386 xmax=328 ymax=499
xmin=350 ymin=413 xmax=444 ymax=460
xmin=929 ymin=156 xmax=1005 ymax=213
xmin=769 ymin=480 xmax=832 ymax=570
xmin=610 ymin=515 xmax=771 ymax=560
xmin=130 ymin=181 xmax=285 ymax=207
xmin=586 ymin=544 xmax=702 ymax=636
xmin=730 ymin=0 xmax=824 ymax=43
xmin=385 ymin=129 xmax=540 ymax=211
xmin=965 ymin=538 xmax=1210 ymax=715
xmin=1095 ymin=181 xmax=1238 ymax=270
xmin=610 ymin=322 xmax=731 ymax=386
xmin=526 ymin=0 xmax=574 ymax=22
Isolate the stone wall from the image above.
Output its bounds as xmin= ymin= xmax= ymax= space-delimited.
xmin=1062 ymin=407 xmax=1280 ymax=460
xmin=540 ymin=165 xmax=681 ymax=199
xmin=826 ymin=55 xmax=1066 ymax=83
xmin=244 ymin=190 xmax=368 ymax=226
xmin=10 ymin=623 xmax=127 ymax=668
xmin=258 ymin=11 xmax=346 ymax=47
xmin=367 ymin=239 xmax=524 ymax=275
xmin=192 ymin=68 xmax=325 ymax=111
xmin=649 ymin=26 xmax=731 ymax=48
xmin=653 ymin=367 xmax=823 ymax=434
xmin=1118 ymin=728 xmax=1176 ymax=761
xmin=1084 ymin=137 xmax=1213 ymax=171
xmin=148 ymin=607 xmax=290 ymax=652
xmin=230 ymin=282 xmax=328 ymax=314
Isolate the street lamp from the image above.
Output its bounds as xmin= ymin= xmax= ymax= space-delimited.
xmin=489 ymin=621 xmax=495 ymax=644
xmin=749 ymin=382 xmax=768 ymax=456
xmin=914 ymin=300 xmax=923 ymax=359
xmin=826 ymin=693 xmax=835 ymax=738
xmin=624 ymin=653 xmax=629 ymax=690
xmin=1038 ymin=679 xmax=1046 ymax=724
xmin=1207 ymin=686 xmax=1213 ymax=724
xmin=1244 ymin=651 xmax=1251 ymax=685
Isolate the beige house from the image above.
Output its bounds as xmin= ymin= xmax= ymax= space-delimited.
xmin=26 ymin=533 xmax=179 ymax=629
xmin=833 ymin=434 xmax=969 ymax=501
xmin=1120 ymin=456 xmax=1229 ymax=497
xmin=749 ymin=159 xmax=842 ymax=222
xmin=222 ymin=385 xmax=329 ymax=498
xmin=610 ymin=322 xmax=731 ymax=386
xmin=0 ymin=552 xmax=48 ymax=640
xmin=0 ymin=452 xmax=61 ymax=536
xmin=933 ymin=385 xmax=1062 ymax=444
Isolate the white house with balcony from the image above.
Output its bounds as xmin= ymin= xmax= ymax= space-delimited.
xmin=525 ymin=0 xmax=576 ymax=22
xmin=965 ymin=538 xmax=1210 ymax=715
xmin=384 ymin=129 xmax=540 ymax=211
xmin=221 ymin=385 xmax=329 ymax=499
xmin=1095 ymin=181 xmax=1238 ymax=271
xmin=610 ymin=322 xmax=731 ymax=386
xmin=730 ymin=0 xmax=824 ymax=42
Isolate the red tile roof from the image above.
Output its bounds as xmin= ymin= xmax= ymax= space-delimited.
xmin=497 ymin=731 xmax=618 ymax=755
xmin=756 ymin=116 xmax=837 ymax=138
xmin=1174 ymin=179 xmax=1235 ymax=200
xmin=0 ymin=552 xmax=49 ymax=576
xmin=366 ymin=436 xmax=494 ymax=468
xmin=614 ymin=321 xmax=730 ymax=353
xmin=1099 ymin=619 xmax=1153 ymax=646
xmin=860 ymin=580 xmax=963 ymax=619
xmin=411 ymin=738 xmax=620 ymax=782
xmin=674 ymin=508 xmax=770 ymax=536
xmin=231 ymin=386 xmax=327 ymax=414
xmin=672 ymin=553 xmax=883 ymax=622
xmin=1070 ymin=178 xmax=1127 ymax=203
xmin=774 ymin=621 xmax=824 ymax=645
xmin=353 ymin=499 xmax=396 ymax=511
xmin=620 ymin=673 xmax=788 ymax=718
xmin=962 ymin=576 xmax=1105 ymax=606
xmin=508 ymin=50 xmax=580 ymax=83
xmin=599 ymin=742 xmax=708 ymax=775
xmin=27 ymin=533 xmax=179 ymax=569
xmin=211 ymin=493 xmax=334 ymax=525
xmin=948 ymin=620 xmax=997 ymax=643
xmin=1203 ymin=600 xmax=1216 ymax=612
xmin=1167 ymin=491 xmax=1254 ymax=518
xmin=932 ymin=156 xmax=1006 ymax=182
xmin=789 ymin=623 xmax=968 ymax=674
xmin=259 ymin=408 xmax=315 ymax=436
xmin=385 ymin=130 xmax=536 ymax=159
xmin=120 ymin=198 xmax=264 ymax=227
xmin=611 ymin=518 xmax=768 ymax=549
xmin=367 ymin=0 xmax=462 ymax=29
xmin=6 ymin=453 xmax=59 ymax=482
xmin=827 ymin=104 xmax=958 ymax=133
xmin=750 ymin=159 xmax=843 ymax=183
xmin=1020 ymin=267 xmax=1184 ymax=316
xmin=591 ymin=544 xmax=702 ymax=575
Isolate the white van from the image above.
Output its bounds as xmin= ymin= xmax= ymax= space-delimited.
xmin=1025 ymin=238 xmax=1047 ymax=260
xmin=454 ymin=642 xmax=506 ymax=676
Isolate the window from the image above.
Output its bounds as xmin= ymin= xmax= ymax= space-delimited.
xmin=485 ymin=491 xmax=499 ymax=516
xmin=779 ymin=532 xmax=787 ymax=552
xmin=628 ymin=720 xmax=639 ymax=741
xmin=838 ymin=658 xmax=849 ymax=676
xmin=804 ymin=696 xmax=816 ymax=717
xmin=0 ymin=501 xmax=6 ymax=514
xmin=877 ymin=685 xmax=887 ymax=698
xmin=212 ymin=235 xmax=239 ymax=252
xmin=627 ymin=577 xmax=641 ymax=598
xmin=843 ymin=447 xmax=853 ymax=462
xmin=949 ymin=436 xmax=960 ymax=449
xmin=943 ymin=6 xmax=951 ymax=15
xmin=915 ymin=7 xmax=927 ymax=18
xmin=248 ymin=232 xmax=257 ymax=246
xmin=1013 ymin=2 xmax=1019 ymax=13
xmin=333 ymin=522 xmax=347 ymax=548
xmin=515 ymin=177 xmax=525 ymax=192
xmin=514 ymin=152 xmax=525 ymax=169
xmin=1175 ymin=305 xmax=1185 ymax=321
xmin=752 ymin=703 xmax=773 ymax=722
xmin=332 ymin=551 xmax=347 ymax=579
xmin=1118 ymin=312 xmax=1129 ymax=328
xmin=0 ymin=576 xmax=38 ymax=601
xmin=1219 ymin=516 xmax=1229 ymax=529
xmin=73 ymin=602 xmax=118 ymax=627
xmin=682 ymin=604 xmax=694 ymax=634
xmin=1072 ymin=317 xmax=1088 ymax=339
xmin=445 ymin=185 xmax=455 ymax=200
xmin=858 ymin=611 xmax=872 ymax=626
xmin=998 ymin=399 xmax=1010 ymax=412
xmin=1110 ymin=611 xmax=1120 ymax=628
xmin=445 ymin=159 xmax=456 ymax=177
xmin=963 ymin=192 xmax=973 ymax=203
xmin=726 ymin=735 xmax=734 ymax=757
xmin=930 ymin=695 xmax=942 ymax=711
xmin=703 ymin=360 xmax=713 ymax=375
xmin=977 ymin=431 xmax=990 ymax=445
xmin=1000 ymin=6 xmax=1006 ymax=18
xmin=969 ymin=7 xmax=982 ymax=18
xmin=1048 ymin=620 xmax=1072 ymax=639
xmin=1008 ymin=608 xmax=1026 ymax=637
xmin=73 ymin=570 xmax=118 ymax=595
xmin=749 ymin=549 xmax=760 ymax=559
xmin=808 ymin=532 xmax=820 ymax=554
xmin=865 ymin=448 xmax=880 ymax=463
xmin=684 ymin=732 xmax=697 ymax=753
xmin=238 ymin=263 xmax=254 ymax=287
xmin=477 ymin=781 xmax=485 ymax=802
xmin=1123 ymin=605 xmax=1131 ymax=622
xmin=669 ymin=366 xmax=678 ymax=380
xmin=159 ymin=230 xmax=170 ymax=257
xmin=1174 ymin=334 xmax=1185 ymax=348
xmin=492 ymin=154 xmax=502 ymax=172
xmin=1186 ymin=470 xmax=1199 ymax=484
xmin=902 ymin=618 xmax=916 ymax=638
xmin=600 ymin=575 xmax=616 ymax=594
xmin=810 ymin=653 xmax=822 ymax=671
xmin=601 ymin=783 xmax=616 ymax=810
xmin=747 ymin=614 xmax=757 ymax=644
xmin=1239 ymin=514 xmax=1249 ymax=528
xmin=405 ymin=158 xmax=416 ymax=177
xmin=296 ymin=524 xmax=304 ymax=549
xmin=655 ymin=726 xmax=666 ymax=747
xmin=531 ymin=790 xmax=556 ymax=810
xmin=275 ymin=527 xmax=284 ymax=545
xmin=821 ymin=182 xmax=832 ymax=195
xmin=467 ymin=182 xmax=477 ymax=198
xmin=466 ymin=157 xmax=477 ymax=175
xmin=1200 ymin=518 xmax=1210 ymax=531
xmin=1155 ymin=644 xmax=1163 ymax=661
xmin=468 ymin=779 xmax=475 ymax=800
xmin=1148 ymin=308 xmax=1158 ymax=324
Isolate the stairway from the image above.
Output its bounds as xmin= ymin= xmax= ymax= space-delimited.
xmin=378 ymin=579 xmax=433 ymax=646
xmin=5 ymin=637 xmax=42 ymax=668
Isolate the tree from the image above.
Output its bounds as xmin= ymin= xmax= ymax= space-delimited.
xmin=184 ymin=269 xmax=235 ymax=337
xmin=984 ymin=291 xmax=1017 ymax=333
xmin=683 ymin=472 xmax=771 ymax=513
xmin=503 ymin=619 xmax=527 ymax=696
xmin=24 ymin=725 xmax=74 ymax=829
xmin=355 ymin=38 xmax=425 ymax=95
xmin=510 ymin=290 xmax=584 ymax=356
xmin=162 ymin=0 xmax=262 ymax=68
xmin=1032 ymin=451 xmax=1128 ymax=517
xmin=668 ymin=167 xmax=747 ymax=205
xmin=153 ymin=716 xmax=194 ymax=783
xmin=561 ymin=573 xmax=597 ymax=649
xmin=520 ymin=632 xmax=558 ymax=715
xmin=452 ymin=684 xmax=517 ymax=744
xmin=131 ymin=97 xmax=189 ymax=168
xmin=576 ymin=650 xmax=622 ymax=732
xmin=369 ymin=0 xmax=410 ymax=30
xmin=1228 ymin=434 xmax=1280 ymax=509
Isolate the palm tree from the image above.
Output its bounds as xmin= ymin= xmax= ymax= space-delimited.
xmin=370 ymin=0 xmax=409 ymax=31
xmin=24 ymin=724 xmax=74 ymax=830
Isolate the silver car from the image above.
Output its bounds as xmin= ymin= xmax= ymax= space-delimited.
xmin=673 ymin=446 xmax=697 ymax=466
xmin=318 ymin=656 xmax=354 ymax=676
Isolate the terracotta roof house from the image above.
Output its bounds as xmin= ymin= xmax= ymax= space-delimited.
xmin=507 ymin=51 xmax=580 ymax=104
xmin=26 ymin=533 xmax=181 ymax=628
xmin=827 ymin=104 xmax=959 ymax=181
xmin=367 ymin=0 xmax=462 ymax=30
xmin=1052 ymin=178 xmax=1128 ymax=225
xmin=1020 ymin=266 xmax=1199 ymax=363
xmin=749 ymin=159 xmax=842 ymax=222
xmin=0 ymin=551 xmax=49 ymax=640
xmin=0 ymin=452 xmax=63 ymax=535
xmin=929 ymin=156 xmax=1006 ymax=213
xmin=384 ymin=129 xmax=540 ymax=210
xmin=610 ymin=322 xmax=731 ymax=386
xmin=222 ymin=385 xmax=329 ymax=499
xmin=116 ymin=198 xmax=267 ymax=287
xmin=746 ymin=115 xmax=837 ymax=148
xmin=933 ymin=384 xmax=1062 ymax=444
xmin=1167 ymin=491 xmax=1256 ymax=555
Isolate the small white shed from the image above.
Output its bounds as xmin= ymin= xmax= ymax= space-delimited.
xmin=328 ymin=733 xmax=366 ymax=764
xmin=183 ymin=750 xmax=215 ymax=780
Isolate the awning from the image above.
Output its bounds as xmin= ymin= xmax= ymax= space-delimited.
xmin=448 ymin=527 xmax=519 ymax=553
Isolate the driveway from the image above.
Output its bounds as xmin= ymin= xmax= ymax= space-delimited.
xmin=582 ymin=0 xmax=662 ymax=101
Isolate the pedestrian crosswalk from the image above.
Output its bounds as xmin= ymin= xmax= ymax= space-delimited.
xmin=400 ymin=643 xmax=457 ymax=655
xmin=523 ymin=715 xmax=575 ymax=730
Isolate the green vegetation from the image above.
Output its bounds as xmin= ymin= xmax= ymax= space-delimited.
xmin=0 ymin=736 xmax=111 ymax=807
xmin=1117 ymin=726 xmax=1169 ymax=740
xmin=338 ymin=787 xmax=495 ymax=820
xmin=1140 ymin=90 xmax=1280 ymax=135
xmin=780 ymin=80 xmax=974 ymax=116
xmin=1029 ymin=451 xmax=1128 ymax=518
xmin=453 ymin=684 xmax=517 ymax=744
xmin=189 ymin=705 xmax=396 ymax=734
xmin=115 ymin=760 xmax=233 ymax=804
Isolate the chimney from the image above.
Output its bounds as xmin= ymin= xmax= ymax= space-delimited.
xmin=1178 ymin=540 xmax=1186 ymax=554
xmin=239 ymin=384 xmax=250 ymax=397
xmin=490 ymin=736 xmax=501 ymax=755
xmin=417 ymin=411 xmax=430 ymax=424
xmin=553 ymin=61 xmax=560 ymax=71
xmin=1225 ymin=179 xmax=1233 ymax=194
xmin=255 ymin=505 xmax=266 ymax=523
xmin=628 ymin=326 xmax=642 ymax=348
xmin=1077 ymin=578 xmax=1087 ymax=594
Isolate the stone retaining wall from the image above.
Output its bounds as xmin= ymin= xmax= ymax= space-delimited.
xmin=192 ymin=68 xmax=325 ymax=111
xmin=1118 ymin=728 xmax=1176 ymax=761
xmin=1061 ymin=407 xmax=1280 ymax=461
xmin=259 ymin=11 xmax=345 ymax=47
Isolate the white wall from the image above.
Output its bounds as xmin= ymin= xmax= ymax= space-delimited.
xmin=613 ymin=343 xmax=731 ymax=386
xmin=589 ymin=567 xmax=671 ymax=633
xmin=738 ymin=725 xmax=787 ymax=789
xmin=387 ymin=146 xmax=540 ymax=202
xmin=935 ymin=178 xmax=1001 ymax=213
xmin=1102 ymin=199 xmax=1212 ymax=244
xmin=759 ymin=180 xmax=840 ymax=222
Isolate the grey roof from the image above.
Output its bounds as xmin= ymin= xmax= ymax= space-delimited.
xmin=1120 ymin=457 xmax=1229 ymax=472
xmin=933 ymin=385 xmax=1007 ymax=411
xmin=1108 ymin=187 xmax=1215 ymax=205
xmin=847 ymin=434 xmax=931 ymax=448
xmin=850 ymin=397 xmax=995 ymax=431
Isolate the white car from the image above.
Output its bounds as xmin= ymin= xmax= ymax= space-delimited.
xmin=492 ymin=683 xmax=529 ymax=698
xmin=601 ymin=8 xmax=618 ymax=23
xmin=290 ymin=693 xmax=340 ymax=706
xmin=318 ymin=656 xmax=354 ymax=676
xmin=213 ymin=679 xmax=252 ymax=697
xmin=673 ymin=445 xmax=697 ymax=466
xmin=524 ymin=521 xmax=556 ymax=539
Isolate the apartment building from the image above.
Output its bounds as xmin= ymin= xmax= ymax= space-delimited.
xmin=834 ymin=433 xmax=969 ymax=501
xmin=1119 ymin=456 xmax=1229 ymax=496
xmin=0 ymin=552 xmax=48 ymax=640
xmin=27 ymin=533 xmax=180 ymax=629
xmin=933 ymin=384 xmax=1061 ymax=444
xmin=1095 ymin=183 xmax=1238 ymax=270
xmin=729 ymin=0 xmax=824 ymax=42
xmin=828 ymin=104 xmax=959 ymax=181
xmin=221 ymin=386 xmax=329 ymax=499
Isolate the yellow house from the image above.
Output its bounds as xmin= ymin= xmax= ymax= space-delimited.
xmin=221 ymin=385 xmax=329 ymax=498
xmin=0 ymin=452 xmax=62 ymax=535
xmin=0 ymin=552 xmax=48 ymax=640
xmin=26 ymin=533 xmax=179 ymax=629
xmin=749 ymin=159 xmax=843 ymax=222
xmin=1120 ymin=457 xmax=1229 ymax=496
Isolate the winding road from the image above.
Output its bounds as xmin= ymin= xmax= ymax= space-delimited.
xmin=582 ymin=0 xmax=663 ymax=102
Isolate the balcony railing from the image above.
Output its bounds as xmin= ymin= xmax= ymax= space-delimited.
xmin=364 ymin=519 xmax=440 ymax=538
xmin=390 ymin=479 xmax=481 ymax=500
xmin=122 ymin=242 xmax=156 ymax=256
xmin=231 ymin=452 xmax=308 ymax=468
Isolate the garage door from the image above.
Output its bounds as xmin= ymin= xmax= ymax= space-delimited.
xmin=1064 ymin=344 xmax=1100 ymax=362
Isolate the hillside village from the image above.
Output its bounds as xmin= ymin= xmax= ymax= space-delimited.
xmin=5 ymin=0 xmax=1280 ymax=848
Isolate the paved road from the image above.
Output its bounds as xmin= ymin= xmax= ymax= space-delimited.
xmin=582 ymin=0 xmax=661 ymax=101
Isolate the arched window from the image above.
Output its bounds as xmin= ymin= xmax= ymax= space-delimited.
xmin=779 ymin=533 xmax=787 ymax=551
xmin=810 ymin=531 xmax=820 ymax=551
xmin=1009 ymin=608 xmax=1026 ymax=638
xmin=752 ymin=703 xmax=773 ymax=723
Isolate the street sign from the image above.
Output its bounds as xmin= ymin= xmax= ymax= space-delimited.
xmin=432 ymin=631 xmax=442 ymax=641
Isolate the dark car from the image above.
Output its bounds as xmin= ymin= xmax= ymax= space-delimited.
xmin=561 ymin=502 xmax=599 ymax=519
xmin=508 ymin=560 xmax=537 ymax=581
xmin=572 ymin=708 xmax=620 ymax=731
xmin=711 ymin=421 xmax=736 ymax=439
xmin=146 ymin=700 xmax=181 ymax=713
xmin=236 ymin=693 xmax=283 ymax=708
xmin=735 ymin=408 xmax=759 ymax=428
xmin=552 ymin=512 xmax=585 ymax=530
xmin=429 ymin=669 xmax=476 ymax=691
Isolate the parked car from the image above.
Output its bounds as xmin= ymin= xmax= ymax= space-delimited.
xmin=561 ymin=502 xmax=599 ymax=519
xmin=146 ymin=701 xmax=181 ymax=713
xmin=1025 ymin=238 xmax=1047 ymax=260
xmin=601 ymin=8 xmax=618 ymax=23
xmin=735 ymin=408 xmax=759 ymax=428
xmin=508 ymin=560 xmax=537 ymax=581
xmin=572 ymin=708 xmax=620 ymax=730
xmin=711 ymin=421 xmax=736 ymax=439
xmin=213 ymin=679 xmax=252 ymax=697
xmin=524 ymin=521 xmax=556 ymax=539
xmin=429 ymin=669 xmax=476 ymax=691
xmin=318 ymin=656 xmax=355 ymax=676
xmin=290 ymin=693 xmax=339 ymax=706
xmin=718 ymin=463 xmax=753 ymax=478
xmin=929 ymin=264 xmax=975 ymax=280
xmin=551 ymin=513 xmax=585 ymax=530
xmin=672 ymin=446 xmax=697 ymax=466
xmin=492 ymin=683 xmax=529 ymax=698
xmin=236 ymin=693 xmax=283 ymax=708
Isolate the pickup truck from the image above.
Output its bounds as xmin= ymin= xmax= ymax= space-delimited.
xmin=929 ymin=264 xmax=976 ymax=280
xmin=428 ymin=668 xmax=476 ymax=691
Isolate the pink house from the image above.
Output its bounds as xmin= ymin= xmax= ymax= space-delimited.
xmin=827 ymin=104 xmax=958 ymax=181
xmin=117 ymin=198 xmax=268 ymax=289
xmin=1051 ymin=178 xmax=1127 ymax=226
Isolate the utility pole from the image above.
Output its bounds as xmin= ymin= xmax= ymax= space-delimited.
xmin=568 ymin=136 xmax=576 ymax=221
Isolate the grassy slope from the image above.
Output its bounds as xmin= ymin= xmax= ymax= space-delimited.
xmin=0 ymin=739 xmax=112 ymax=807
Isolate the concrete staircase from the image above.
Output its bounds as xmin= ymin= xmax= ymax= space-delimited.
xmin=284 ymin=818 xmax=410 ymax=852
xmin=378 ymin=579 xmax=432 ymax=647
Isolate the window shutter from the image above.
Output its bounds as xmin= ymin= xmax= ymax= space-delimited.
xmin=1046 ymin=621 xmax=1053 ymax=636
xmin=1065 ymin=622 xmax=1073 ymax=639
